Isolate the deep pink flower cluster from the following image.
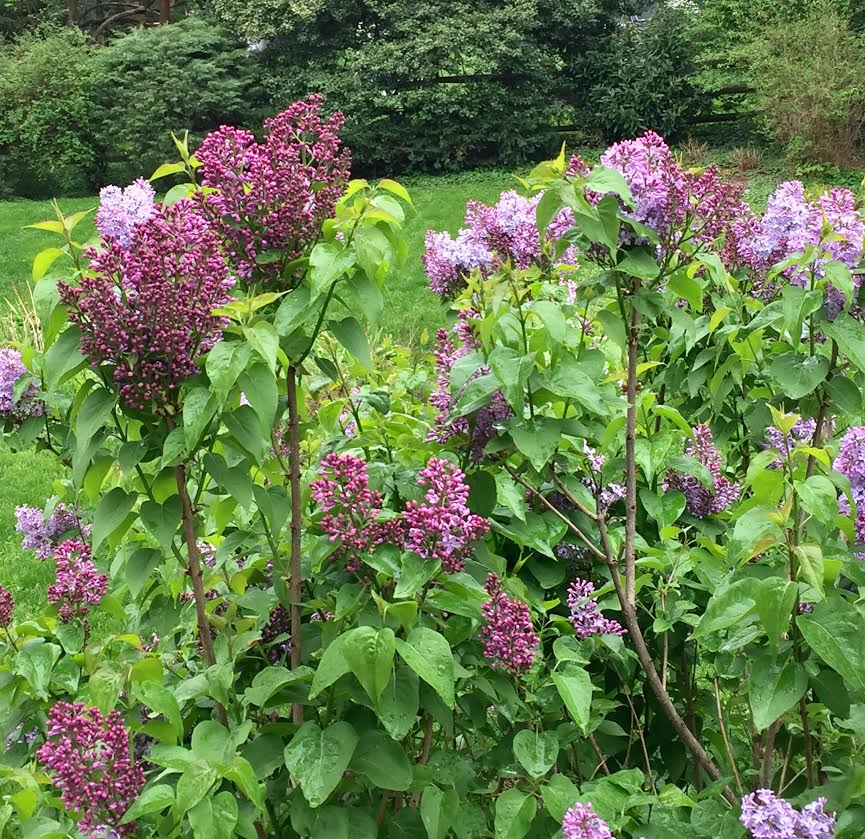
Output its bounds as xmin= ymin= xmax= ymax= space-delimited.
xmin=562 ymin=802 xmax=614 ymax=839
xmin=734 ymin=180 xmax=865 ymax=311
xmin=480 ymin=573 xmax=538 ymax=675
xmin=429 ymin=310 xmax=511 ymax=460
xmin=403 ymin=458 xmax=489 ymax=573
xmin=422 ymin=191 xmax=579 ymax=298
xmin=196 ymin=95 xmax=350 ymax=283
xmin=567 ymin=579 xmax=625 ymax=638
xmin=46 ymin=540 xmax=108 ymax=623
xmin=0 ymin=347 xmax=42 ymax=420
xmin=37 ymin=702 xmax=144 ymax=838
xmin=95 ymin=178 xmax=156 ymax=248
xmin=61 ymin=201 xmax=233 ymax=412
xmin=663 ymin=424 xmax=739 ymax=518
xmin=310 ymin=452 xmax=405 ymax=572
xmin=15 ymin=503 xmax=84 ymax=559
xmin=599 ymin=131 xmax=748 ymax=255
xmin=740 ymin=789 xmax=835 ymax=839
xmin=0 ymin=584 xmax=12 ymax=627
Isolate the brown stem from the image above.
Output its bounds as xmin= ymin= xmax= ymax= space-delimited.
xmin=376 ymin=791 xmax=391 ymax=826
xmin=682 ymin=651 xmax=703 ymax=792
xmin=624 ymin=304 xmax=640 ymax=607
xmin=588 ymin=733 xmax=611 ymax=776
xmin=624 ymin=690 xmax=657 ymax=794
xmin=287 ymin=365 xmax=304 ymax=724
xmin=762 ymin=719 xmax=782 ymax=789
xmin=174 ymin=463 xmax=227 ymax=727
xmin=714 ymin=677 xmax=744 ymax=796
xmin=799 ymin=696 xmax=815 ymax=787
xmin=411 ymin=716 xmax=435 ymax=806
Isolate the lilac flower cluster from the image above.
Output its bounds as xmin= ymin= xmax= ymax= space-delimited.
xmin=740 ymin=789 xmax=835 ymax=839
xmin=567 ymin=579 xmax=625 ymax=639
xmin=0 ymin=584 xmax=12 ymax=627
xmin=765 ymin=415 xmax=831 ymax=468
xmin=95 ymin=178 xmax=156 ymax=248
xmin=403 ymin=458 xmax=489 ymax=573
xmin=562 ymin=802 xmax=614 ymax=839
xmin=15 ymin=503 xmax=83 ymax=559
xmin=46 ymin=540 xmax=108 ymax=624
xmin=428 ymin=310 xmax=511 ymax=459
xmin=61 ymin=200 xmax=233 ymax=412
xmin=196 ymin=95 xmax=350 ymax=283
xmin=310 ymin=452 xmax=405 ymax=572
xmin=735 ymin=180 xmax=865 ymax=310
xmin=663 ymin=424 xmax=739 ymax=518
xmin=833 ymin=425 xmax=865 ymax=551
xmin=37 ymin=702 xmax=144 ymax=838
xmin=0 ymin=347 xmax=42 ymax=420
xmin=261 ymin=604 xmax=291 ymax=664
xmin=599 ymin=131 xmax=748 ymax=256
xmin=422 ymin=191 xmax=579 ymax=298
xmin=581 ymin=443 xmax=625 ymax=510
xmin=480 ymin=574 xmax=538 ymax=675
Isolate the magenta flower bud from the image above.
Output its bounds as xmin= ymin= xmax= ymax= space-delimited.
xmin=0 ymin=584 xmax=13 ymax=627
xmin=567 ymin=578 xmax=625 ymax=639
xmin=480 ymin=574 xmax=538 ymax=675
xmin=46 ymin=540 xmax=108 ymax=624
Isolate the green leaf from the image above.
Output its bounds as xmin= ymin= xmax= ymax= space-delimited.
xmin=243 ymin=321 xmax=279 ymax=374
xmin=32 ymin=247 xmax=64 ymax=281
xmin=376 ymin=667 xmax=420 ymax=740
xmin=754 ymin=578 xmax=798 ymax=650
xmin=14 ymin=641 xmax=60 ymax=700
xmin=667 ymin=268 xmax=704 ymax=312
xmin=126 ymin=548 xmax=162 ymax=598
xmin=768 ymin=353 xmax=830 ymax=399
xmin=551 ymin=666 xmax=592 ymax=733
xmin=727 ymin=508 xmax=782 ymax=564
xmin=795 ymin=475 xmax=838 ymax=525
xmin=378 ymin=178 xmax=413 ymax=205
xmin=509 ymin=418 xmax=562 ymax=471
xmin=309 ymin=241 xmax=356 ymax=295
xmin=749 ymin=655 xmax=808 ymax=731
xmin=421 ymin=786 xmax=459 ymax=839
xmin=120 ymin=784 xmax=174 ymax=823
xmin=211 ymin=792 xmax=239 ymax=839
xmin=274 ymin=285 xmax=312 ymax=338
xmin=512 ymin=729 xmax=559 ymax=779
xmin=136 ymin=681 xmax=183 ymax=742
xmin=239 ymin=362 xmax=278 ymax=433
xmin=329 ymin=317 xmax=371 ymax=369
xmin=540 ymin=774 xmax=579 ymax=822
xmin=176 ymin=760 xmax=217 ymax=815
xmin=540 ymin=355 xmax=609 ymax=415
xmin=224 ymin=756 xmax=265 ymax=811
xmin=44 ymin=326 xmax=86 ymax=390
xmin=139 ymin=496 xmax=182 ymax=551
xmin=394 ymin=627 xmax=455 ymax=709
xmin=76 ymin=387 xmax=116 ymax=450
xmin=798 ymin=595 xmax=865 ymax=693
xmin=394 ymin=551 xmax=438 ymax=599
xmin=640 ymin=488 xmax=686 ymax=528
xmin=824 ymin=312 xmax=865 ymax=373
xmin=150 ymin=161 xmax=187 ymax=180
xmin=284 ymin=721 xmax=359 ymax=808
xmin=618 ymin=247 xmax=660 ymax=281
xmin=488 ymin=346 xmax=533 ymax=410
xmin=183 ymin=387 xmax=218 ymax=452
xmin=693 ymin=578 xmax=757 ymax=637
xmin=794 ymin=544 xmax=824 ymax=596
xmin=494 ymin=787 xmax=536 ymax=839
xmin=342 ymin=626 xmax=395 ymax=703
xmin=244 ymin=667 xmax=306 ymax=708
xmin=92 ymin=487 xmax=137 ymax=550
xmin=346 ymin=269 xmax=385 ymax=326
xmin=308 ymin=634 xmax=351 ymax=700
xmin=350 ymin=729 xmax=413 ymax=790
xmin=204 ymin=453 xmax=254 ymax=509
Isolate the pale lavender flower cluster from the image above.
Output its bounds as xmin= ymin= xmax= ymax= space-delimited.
xmin=740 ymin=789 xmax=835 ymax=839
xmin=581 ymin=443 xmax=625 ymax=511
xmin=0 ymin=584 xmax=12 ymax=627
xmin=567 ymin=579 xmax=625 ymax=638
xmin=0 ymin=347 xmax=42 ymax=420
xmin=480 ymin=573 xmax=538 ymax=675
xmin=95 ymin=178 xmax=156 ymax=248
xmin=422 ymin=191 xmax=579 ymax=299
xmin=403 ymin=458 xmax=489 ymax=573
xmin=562 ymin=802 xmax=614 ymax=839
xmin=662 ymin=424 xmax=739 ymax=518
xmin=15 ymin=503 xmax=83 ymax=559
xmin=735 ymin=180 xmax=865 ymax=311
xmin=764 ymin=415 xmax=831 ymax=468
xmin=429 ymin=310 xmax=511 ymax=460
xmin=833 ymin=425 xmax=865 ymax=553
xmin=310 ymin=452 xmax=406 ymax=572
xmin=37 ymin=702 xmax=145 ymax=838
xmin=46 ymin=540 xmax=108 ymax=624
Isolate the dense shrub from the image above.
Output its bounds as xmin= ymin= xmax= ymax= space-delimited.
xmin=0 ymin=27 xmax=102 ymax=196
xmin=746 ymin=2 xmax=865 ymax=165
xmin=94 ymin=16 xmax=268 ymax=183
xmin=579 ymin=4 xmax=701 ymax=141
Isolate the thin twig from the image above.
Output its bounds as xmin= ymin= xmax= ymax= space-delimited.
xmin=286 ymin=366 xmax=304 ymax=724
xmin=624 ymin=690 xmax=657 ymax=794
xmin=588 ymin=733 xmax=611 ymax=776
xmin=714 ymin=678 xmax=744 ymax=796
xmin=623 ymin=303 xmax=640 ymax=608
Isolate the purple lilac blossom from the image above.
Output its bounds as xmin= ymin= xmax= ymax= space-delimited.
xmin=0 ymin=347 xmax=42 ymax=420
xmin=662 ymin=424 xmax=739 ymax=518
xmin=833 ymin=425 xmax=865 ymax=554
xmin=403 ymin=458 xmax=489 ymax=573
xmin=561 ymin=802 xmax=614 ymax=839
xmin=764 ymin=415 xmax=832 ymax=468
xmin=567 ymin=579 xmax=625 ymax=638
xmin=0 ymin=584 xmax=12 ymax=627
xmin=37 ymin=702 xmax=145 ymax=838
xmin=739 ymin=789 xmax=835 ymax=839
xmin=195 ymin=95 xmax=350 ymax=283
xmin=46 ymin=540 xmax=108 ymax=624
xmin=310 ymin=452 xmax=406 ymax=572
xmin=95 ymin=178 xmax=156 ymax=248
xmin=60 ymin=200 xmax=234 ymax=413
xmin=261 ymin=604 xmax=291 ymax=664
xmin=480 ymin=573 xmax=538 ymax=675
xmin=15 ymin=503 xmax=83 ymax=559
